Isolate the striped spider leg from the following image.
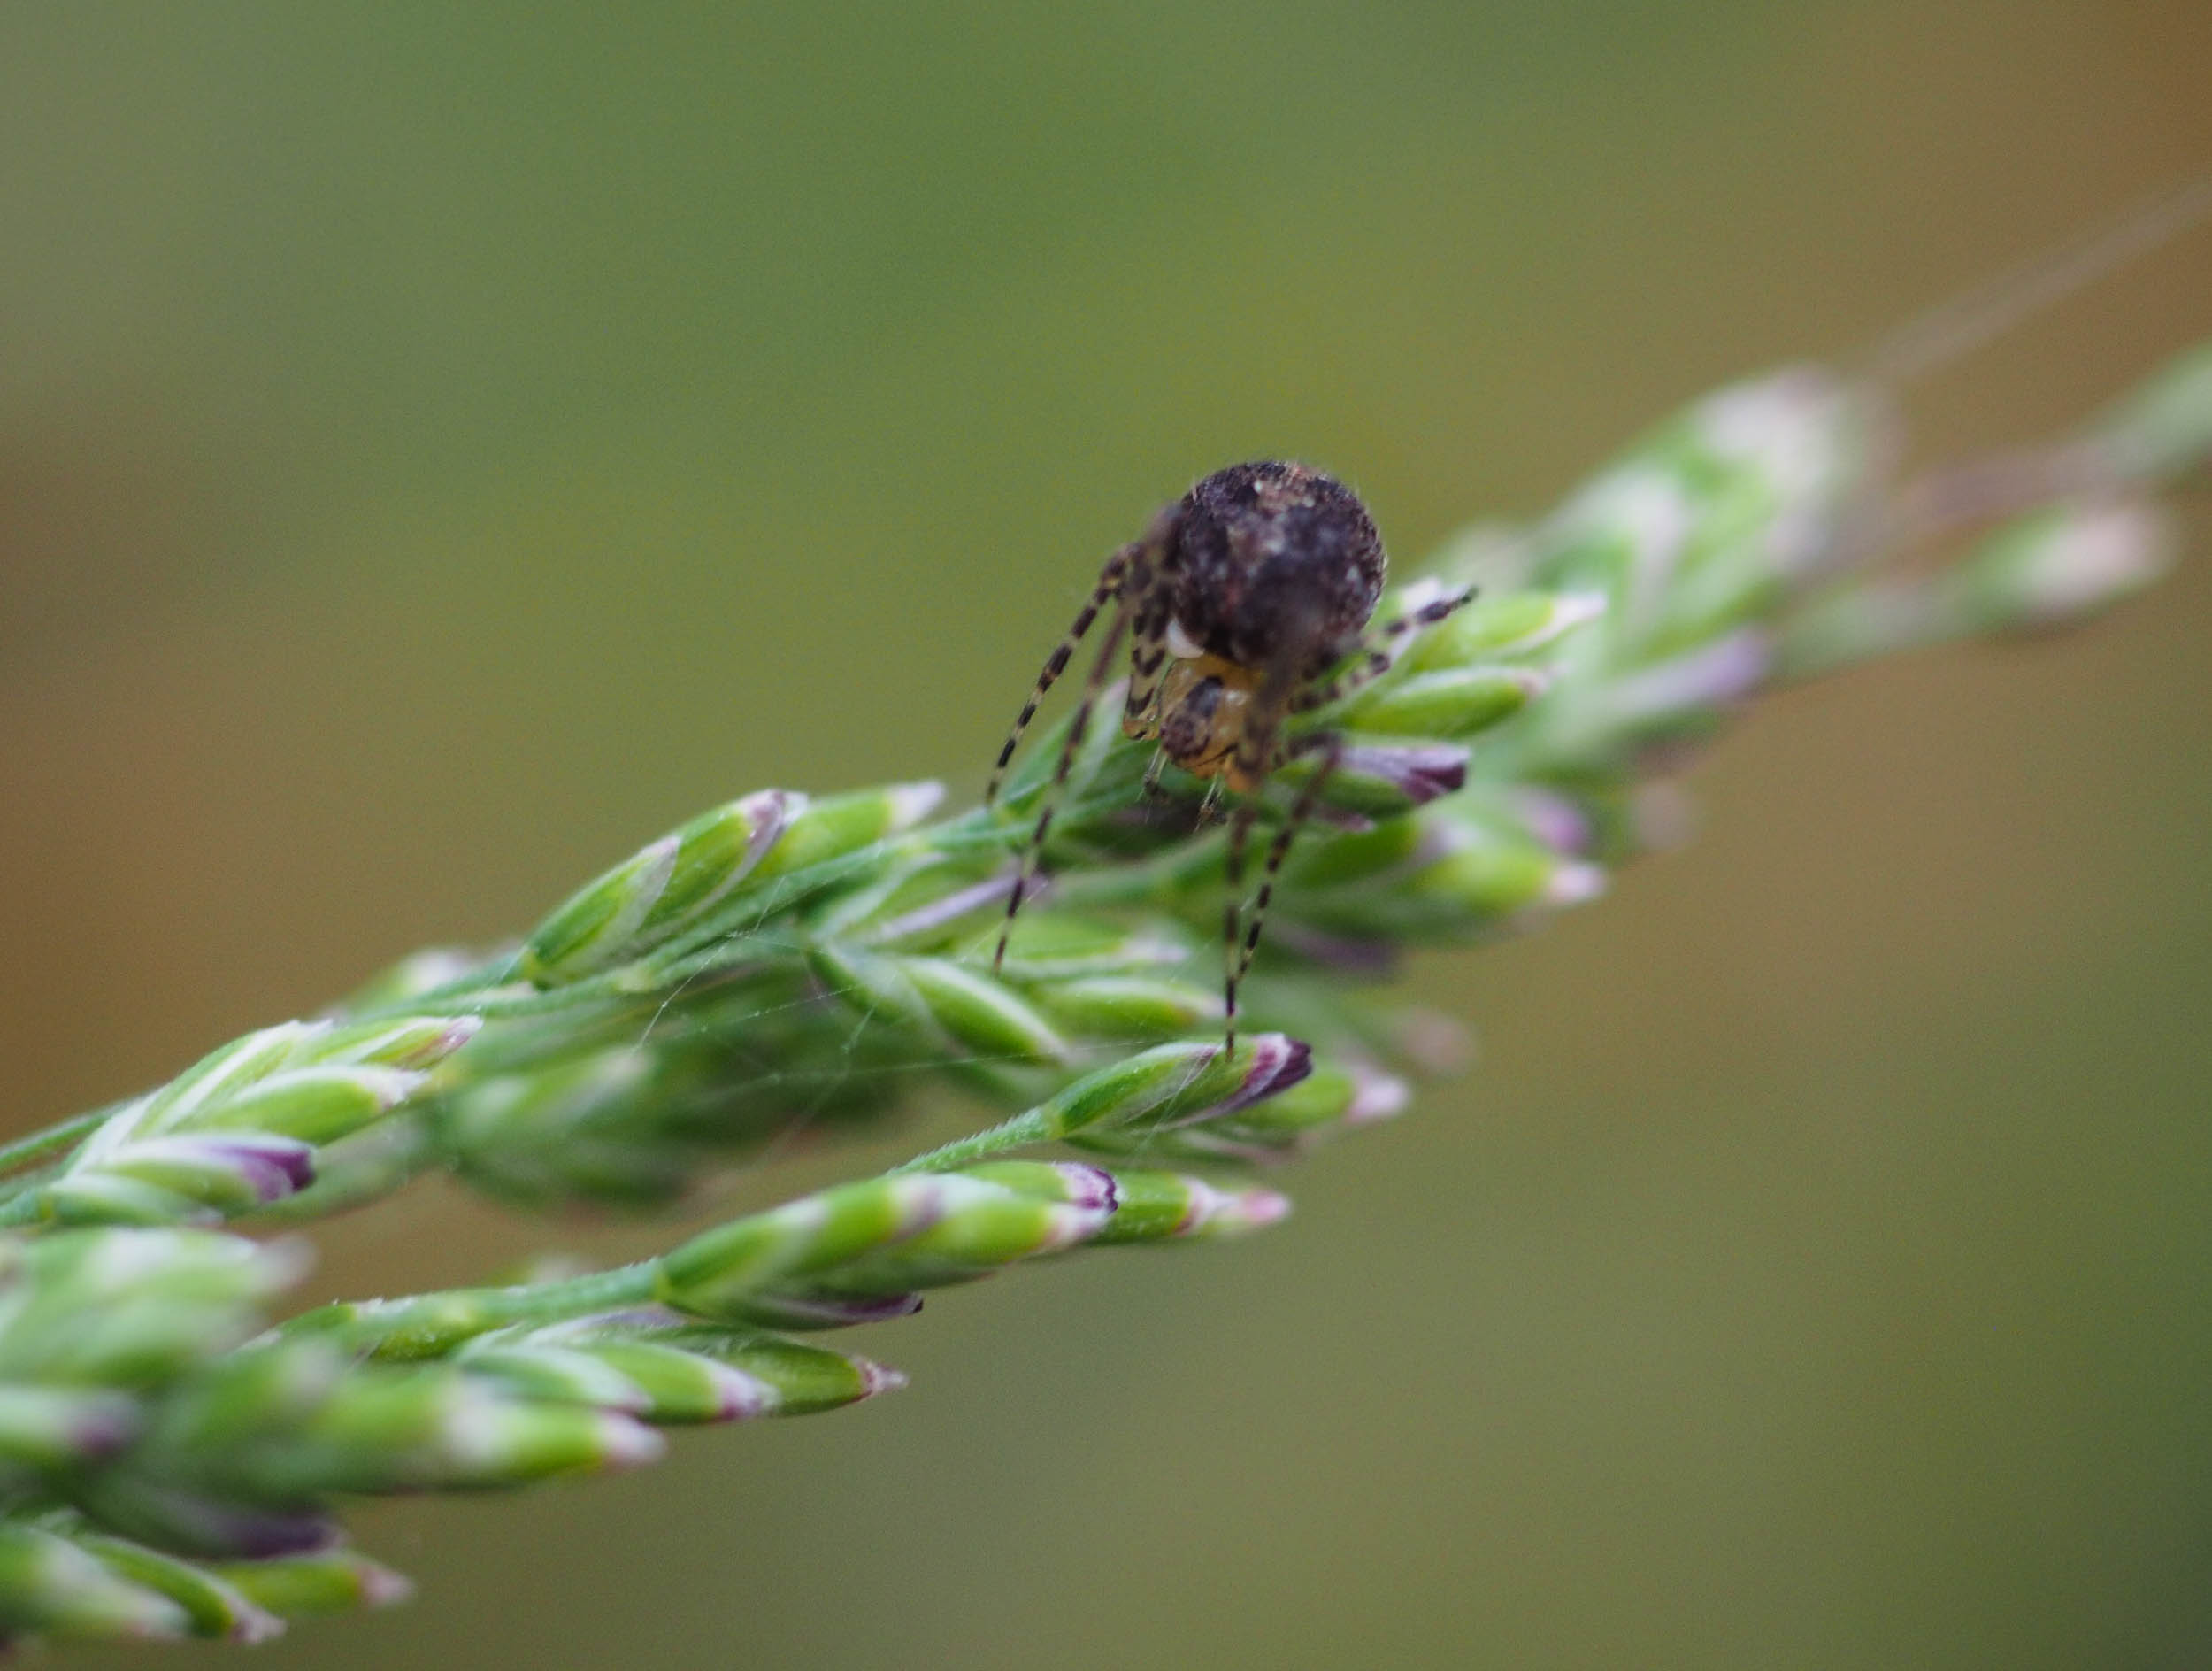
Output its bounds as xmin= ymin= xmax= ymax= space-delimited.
xmin=1286 ymin=582 xmax=1479 ymax=717
xmin=986 ymin=507 xmax=1183 ymax=972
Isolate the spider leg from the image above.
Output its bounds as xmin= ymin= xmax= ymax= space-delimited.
xmin=987 ymin=546 xmax=1135 ymax=808
xmin=1217 ymin=645 xmax=1310 ymax=1049
xmin=1287 ymin=586 xmax=1477 ymax=715
xmin=991 ymin=601 xmax=1132 ymax=973
xmin=1234 ymin=731 xmax=1344 ymax=992
xmin=1119 ymin=507 xmax=1186 ymax=741
xmin=1223 ymin=795 xmax=1257 ymax=1050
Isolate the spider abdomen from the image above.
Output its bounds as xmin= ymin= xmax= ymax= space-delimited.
xmin=1170 ymin=461 xmax=1385 ymax=676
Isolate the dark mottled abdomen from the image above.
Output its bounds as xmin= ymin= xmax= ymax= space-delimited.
xmin=1171 ymin=461 xmax=1385 ymax=676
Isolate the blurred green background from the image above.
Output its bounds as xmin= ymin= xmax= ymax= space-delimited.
xmin=6 ymin=3 xmax=2210 ymax=1666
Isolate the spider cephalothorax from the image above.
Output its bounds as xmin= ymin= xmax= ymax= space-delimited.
xmin=987 ymin=460 xmax=1471 ymax=1042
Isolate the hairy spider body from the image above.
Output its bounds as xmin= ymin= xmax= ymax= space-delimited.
xmin=987 ymin=460 xmax=1470 ymax=1043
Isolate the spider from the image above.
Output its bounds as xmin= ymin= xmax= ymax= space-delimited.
xmin=985 ymin=460 xmax=1473 ymax=1045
